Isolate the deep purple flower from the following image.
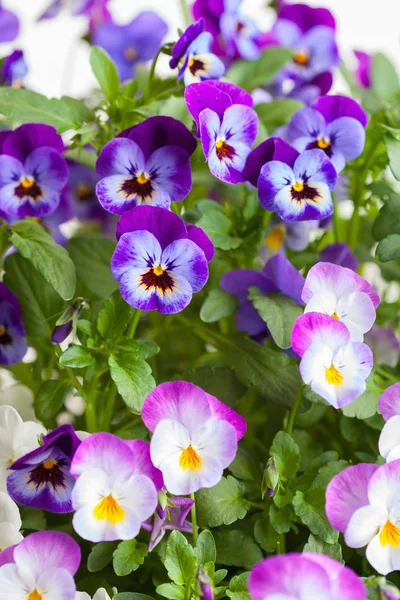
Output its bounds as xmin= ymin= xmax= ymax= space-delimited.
xmin=0 ymin=283 xmax=27 ymax=366
xmin=0 ymin=123 xmax=68 ymax=218
xmin=112 ymin=206 xmax=213 ymax=314
xmin=287 ymin=95 xmax=368 ymax=173
xmin=244 ymin=136 xmax=298 ymax=187
xmin=354 ymin=50 xmax=372 ymax=88
xmin=92 ymin=12 xmax=168 ymax=82
xmin=365 ymin=325 xmax=400 ymax=368
xmin=319 ymin=243 xmax=358 ymax=271
xmin=1 ymin=50 xmax=27 ymax=87
xmin=170 ymin=18 xmax=225 ymax=85
xmin=51 ymin=303 xmax=83 ymax=344
xmin=220 ymin=254 xmax=305 ymax=337
xmin=96 ymin=117 xmax=196 ymax=214
xmin=148 ymin=497 xmax=194 ymax=551
xmin=220 ymin=0 xmax=268 ymax=61
xmin=0 ymin=5 xmax=19 ymax=43
xmin=7 ymin=424 xmax=81 ymax=513
xmin=192 ymin=0 xmax=225 ymax=53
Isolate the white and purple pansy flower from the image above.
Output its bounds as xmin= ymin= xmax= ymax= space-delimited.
xmin=248 ymin=552 xmax=366 ymax=600
xmin=0 ymin=123 xmax=68 ymax=218
xmin=0 ymin=283 xmax=27 ymax=366
xmin=378 ymin=383 xmax=400 ymax=462
xmin=287 ymin=95 xmax=368 ymax=172
xmin=169 ymin=18 xmax=225 ymax=85
xmin=70 ymin=433 xmax=159 ymax=542
xmin=142 ymin=381 xmax=246 ymax=495
xmin=0 ymin=530 xmax=81 ymax=600
xmin=291 ymin=312 xmax=373 ymax=408
xmin=111 ymin=205 xmax=213 ymax=314
xmin=220 ymin=0 xmax=268 ymax=61
xmin=7 ymin=424 xmax=81 ymax=513
xmin=326 ymin=460 xmax=400 ymax=575
xmin=96 ymin=116 xmax=196 ymax=214
xmin=302 ymin=262 xmax=380 ymax=342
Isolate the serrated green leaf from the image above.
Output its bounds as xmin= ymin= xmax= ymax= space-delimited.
xmin=254 ymin=517 xmax=279 ymax=553
xmin=270 ymin=431 xmax=301 ymax=480
xmin=90 ymin=46 xmax=120 ymax=102
xmin=373 ymin=199 xmax=400 ymax=240
xmin=293 ymin=488 xmax=338 ymax=543
xmin=97 ymin=290 xmax=132 ymax=339
xmin=164 ymin=531 xmax=196 ymax=586
xmin=194 ymin=530 xmax=216 ymax=565
xmin=214 ymin=531 xmax=262 ymax=568
xmin=113 ymin=540 xmax=147 ymax=576
xmin=303 ymin=534 xmax=343 ymax=562
xmin=342 ymin=382 xmax=380 ymax=419
xmin=34 ymin=380 xmax=72 ymax=422
xmin=59 ymin=345 xmax=94 ymax=368
xmin=87 ymin=542 xmax=117 ymax=573
xmin=376 ymin=233 xmax=400 ymax=262
xmin=249 ymin=288 xmax=303 ymax=349
xmin=269 ymin=504 xmax=292 ymax=534
xmin=108 ymin=353 xmax=155 ymax=412
xmin=200 ymin=288 xmax=237 ymax=323
xmin=196 ymin=476 xmax=250 ymax=527
xmin=226 ymin=573 xmax=250 ymax=600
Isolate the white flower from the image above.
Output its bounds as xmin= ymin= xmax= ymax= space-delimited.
xmin=76 ymin=589 xmax=112 ymax=600
xmin=0 ymin=369 xmax=36 ymax=421
xmin=0 ymin=492 xmax=23 ymax=551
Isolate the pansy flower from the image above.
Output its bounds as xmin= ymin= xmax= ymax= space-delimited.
xmin=268 ymin=70 xmax=333 ymax=105
xmin=366 ymin=326 xmax=400 ymax=368
xmin=92 ymin=12 xmax=168 ymax=82
xmin=76 ymin=589 xmax=112 ymax=600
xmin=0 ymin=492 xmax=23 ymax=552
xmin=0 ymin=5 xmax=19 ymax=43
xmin=70 ymin=433 xmax=159 ymax=542
xmin=287 ymin=96 xmax=368 ymax=172
xmin=0 ymin=530 xmax=80 ymax=600
xmin=0 ymin=283 xmax=27 ymax=366
xmin=260 ymin=217 xmax=317 ymax=260
xmin=169 ymin=18 xmax=225 ymax=85
xmin=1 ymin=50 xmax=27 ymax=87
xmin=302 ymin=262 xmax=379 ymax=341
xmin=291 ymin=312 xmax=373 ymax=408
xmin=111 ymin=205 xmax=213 ymax=314
xmin=354 ymin=50 xmax=372 ymax=88
xmin=221 ymin=254 xmax=305 ymax=338
xmin=0 ymin=123 xmax=68 ymax=218
xmin=248 ymin=553 xmax=366 ymax=600
xmin=142 ymin=381 xmax=246 ymax=495
xmin=192 ymin=0 xmax=225 ymax=55
xmin=7 ymin=424 xmax=81 ymax=513
xmin=326 ymin=460 xmax=400 ymax=575
xmin=148 ymin=496 xmax=194 ymax=551
xmin=220 ymin=0 xmax=268 ymax=61
xmin=378 ymin=384 xmax=400 ymax=462
xmin=96 ymin=116 xmax=196 ymax=214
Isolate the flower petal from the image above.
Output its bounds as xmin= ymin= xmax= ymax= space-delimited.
xmin=258 ymin=160 xmax=294 ymax=210
xmin=379 ymin=416 xmax=400 ymax=461
xmin=162 ymin=238 xmax=209 ymax=293
xmin=379 ymin=383 xmax=400 ymax=422
xmin=291 ymin=312 xmax=350 ymax=357
xmin=146 ymin=146 xmax=192 ymax=202
xmin=327 ymin=116 xmax=366 ymax=161
xmin=25 ymin=147 xmax=68 ymax=191
xmin=14 ymin=530 xmax=81 ymax=577
xmin=70 ymin=433 xmax=135 ymax=483
xmin=111 ymin=231 xmax=162 ymax=281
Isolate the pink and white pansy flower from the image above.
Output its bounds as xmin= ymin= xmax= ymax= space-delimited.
xmin=142 ymin=381 xmax=247 ymax=495
xmin=70 ymin=433 xmax=160 ymax=542
xmin=378 ymin=383 xmax=400 ymax=462
xmin=291 ymin=312 xmax=373 ymax=408
xmin=326 ymin=460 xmax=400 ymax=575
xmin=302 ymin=262 xmax=379 ymax=341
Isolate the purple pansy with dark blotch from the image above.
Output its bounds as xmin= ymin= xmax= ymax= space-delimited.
xmin=1 ymin=50 xmax=27 ymax=87
xmin=192 ymin=0 xmax=225 ymax=55
xmin=287 ymin=95 xmax=368 ymax=172
xmin=92 ymin=11 xmax=168 ymax=82
xmin=354 ymin=50 xmax=372 ymax=88
xmin=0 ymin=4 xmax=19 ymax=42
xmin=96 ymin=116 xmax=196 ymax=214
xmin=0 ymin=282 xmax=27 ymax=366
xmin=0 ymin=123 xmax=68 ymax=218
xmin=148 ymin=497 xmax=194 ymax=552
xmin=170 ymin=18 xmax=225 ymax=85
xmin=111 ymin=205 xmax=213 ymax=314
xmin=319 ymin=242 xmax=359 ymax=271
xmin=220 ymin=254 xmax=305 ymax=338
xmin=220 ymin=0 xmax=269 ymax=61
xmin=243 ymin=136 xmax=299 ymax=187
xmin=7 ymin=424 xmax=81 ymax=513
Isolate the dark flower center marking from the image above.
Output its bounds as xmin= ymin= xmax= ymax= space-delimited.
xmin=290 ymin=181 xmax=321 ymax=203
xmin=124 ymin=47 xmax=137 ymax=62
xmin=308 ymin=137 xmax=333 ymax=157
xmin=236 ymin=21 xmax=246 ymax=33
xmin=120 ymin=173 xmax=154 ymax=202
xmin=140 ymin=264 xmax=175 ymax=295
xmin=14 ymin=176 xmax=42 ymax=201
xmin=188 ymin=57 xmax=205 ymax=76
xmin=27 ymin=456 xmax=67 ymax=490
xmin=0 ymin=325 xmax=12 ymax=346
xmin=215 ymin=139 xmax=236 ymax=161
xmin=76 ymin=183 xmax=94 ymax=202
xmin=293 ymin=50 xmax=309 ymax=66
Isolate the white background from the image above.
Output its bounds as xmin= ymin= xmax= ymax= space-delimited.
xmin=3 ymin=0 xmax=400 ymax=98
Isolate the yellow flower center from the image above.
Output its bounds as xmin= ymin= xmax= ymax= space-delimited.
xmin=136 ymin=172 xmax=150 ymax=185
xmin=42 ymin=457 xmax=56 ymax=470
xmin=294 ymin=50 xmax=309 ymax=65
xmin=124 ymin=47 xmax=137 ymax=61
xmin=317 ymin=138 xmax=330 ymax=149
xmin=93 ymin=494 xmax=125 ymax=524
xmin=153 ymin=264 xmax=165 ymax=276
xmin=179 ymin=445 xmax=202 ymax=471
xmin=215 ymin=140 xmax=224 ymax=149
xmin=325 ymin=364 xmax=343 ymax=385
xmin=380 ymin=520 xmax=400 ymax=547
xmin=331 ymin=312 xmax=340 ymax=320
xmin=0 ymin=325 xmax=6 ymax=337
xmin=264 ymin=225 xmax=286 ymax=251
xmin=26 ymin=591 xmax=43 ymax=600
xmin=20 ymin=176 xmax=35 ymax=189
xmin=292 ymin=182 xmax=304 ymax=192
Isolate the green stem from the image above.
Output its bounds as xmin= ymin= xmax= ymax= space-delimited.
xmin=277 ymin=533 xmax=286 ymax=554
xmin=127 ymin=309 xmax=141 ymax=338
xmin=286 ymin=384 xmax=304 ymax=435
xmin=144 ymin=48 xmax=163 ymax=103
xmin=247 ymin=500 xmax=267 ymax=510
xmin=190 ymin=492 xmax=198 ymax=544
xmin=101 ymin=382 xmax=117 ymax=432
xmin=332 ymin=192 xmax=340 ymax=243
xmin=179 ymin=0 xmax=191 ymax=26
xmin=85 ymin=376 xmax=99 ymax=433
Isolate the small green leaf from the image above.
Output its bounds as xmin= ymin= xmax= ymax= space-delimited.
xmin=385 ymin=135 xmax=400 ymax=181
xmin=97 ymin=290 xmax=132 ymax=339
xmin=269 ymin=504 xmax=292 ymax=534
xmin=342 ymin=382 xmax=380 ymax=419
xmin=194 ymin=530 xmax=216 ymax=565
xmin=196 ymin=476 xmax=250 ymax=527
xmin=303 ymin=534 xmax=343 ymax=562
xmin=197 ymin=208 xmax=242 ymax=250
xmin=227 ymin=47 xmax=293 ymax=90
xmin=249 ymin=288 xmax=303 ymax=349
xmin=254 ymin=517 xmax=279 ymax=553
xmin=108 ymin=353 xmax=155 ymax=412
xmin=214 ymin=530 xmax=262 ymax=568
xmin=226 ymin=573 xmax=250 ymax=600
xmin=87 ymin=542 xmax=117 ymax=573
xmin=113 ymin=540 xmax=147 ymax=576
xmin=373 ymin=198 xmax=400 ymax=240
xmin=35 ymin=380 xmax=72 ymax=422
xmin=376 ymin=233 xmax=400 ymax=262
xmin=90 ymin=46 xmax=120 ymax=102
xmin=270 ymin=431 xmax=301 ymax=480
xmin=59 ymin=345 xmax=95 ymax=368
xmin=200 ymin=288 xmax=237 ymax=323
xmin=164 ymin=530 xmax=197 ymax=586
xmin=156 ymin=584 xmax=185 ymax=600
xmin=371 ymin=53 xmax=400 ymax=100
xmin=293 ymin=488 xmax=338 ymax=543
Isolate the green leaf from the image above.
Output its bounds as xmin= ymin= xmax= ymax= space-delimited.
xmin=196 ymin=476 xmax=250 ymax=527
xmin=156 ymin=584 xmax=185 ymax=600
xmin=197 ymin=208 xmax=242 ymax=250
xmin=254 ymin=517 xmax=279 ymax=553
xmin=87 ymin=542 xmax=117 ymax=573
xmin=164 ymin=530 xmax=197 ymax=586
xmin=3 ymin=253 xmax=63 ymax=337
xmin=214 ymin=531 xmax=262 ymax=569
xmin=371 ymin=53 xmax=400 ymax=100
xmin=66 ymin=235 xmax=117 ymax=300
xmin=178 ymin=367 xmax=246 ymax=408
xmin=34 ymin=380 xmax=73 ymax=422
xmin=385 ymin=135 xmax=400 ymax=181
xmin=342 ymin=384 xmax=380 ymax=419
xmin=113 ymin=540 xmax=148 ymax=576
xmin=116 ymin=339 xmax=160 ymax=360
xmin=59 ymin=345 xmax=95 ymax=368
xmin=254 ymin=99 xmax=302 ymax=133
xmin=200 ymin=288 xmax=237 ymax=323
xmin=226 ymin=573 xmax=250 ymax=600
xmin=109 ymin=353 xmax=155 ymax=412
xmin=97 ymin=290 xmax=132 ymax=339
xmin=227 ymin=47 xmax=293 ymax=90
xmin=303 ymin=534 xmax=343 ymax=562
xmin=114 ymin=594 xmax=155 ymax=600
xmin=270 ymin=431 xmax=301 ymax=481
xmin=194 ymin=530 xmax=216 ymax=565
xmin=293 ymin=488 xmax=338 ymax=543
xmin=10 ymin=220 xmax=76 ymax=301
xmin=373 ymin=198 xmax=400 ymax=240
xmin=376 ymin=233 xmax=400 ymax=262
xmin=249 ymin=289 xmax=303 ymax=349
xmin=0 ymin=220 xmax=10 ymax=257
xmin=20 ymin=508 xmax=46 ymax=531
xmin=269 ymin=504 xmax=292 ymax=534
xmin=90 ymin=46 xmax=120 ymax=102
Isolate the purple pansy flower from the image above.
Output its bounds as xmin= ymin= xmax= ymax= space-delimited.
xmin=269 ymin=70 xmax=333 ymax=105
xmin=0 ymin=282 xmax=27 ymax=366
xmin=220 ymin=0 xmax=268 ymax=61
xmin=221 ymin=254 xmax=305 ymax=338
xmin=0 ymin=123 xmax=68 ymax=218
xmin=112 ymin=205 xmax=213 ymax=314
xmin=0 ymin=530 xmax=81 ymax=600
xmin=354 ymin=50 xmax=372 ymax=88
xmin=92 ymin=12 xmax=168 ymax=82
xmin=365 ymin=326 xmax=400 ymax=368
xmin=1 ymin=50 xmax=27 ymax=87
xmin=287 ymin=95 xmax=368 ymax=172
xmin=170 ymin=18 xmax=225 ymax=85
xmin=248 ymin=553 xmax=366 ymax=600
xmin=148 ymin=496 xmax=194 ymax=551
xmin=7 ymin=424 xmax=81 ymax=513
xmin=73 ymin=0 xmax=111 ymax=29
xmin=192 ymin=0 xmax=225 ymax=54
xmin=142 ymin=381 xmax=246 ymax=495
xmin=0 ymin=5 xmax=19 ymax=43
xmin=96 ymin=116 xmax=196 ymax=214
xmin=260 ymin=217 xmax=317 ymax=260
xmin=319 ymin=243 xmax=359 ymax=271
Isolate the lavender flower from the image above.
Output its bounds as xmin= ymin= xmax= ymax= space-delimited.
xmin=354 ymin=50 xmax=372 ymax=88
xmin=0 ymin=283 xmax=27 ymax=366
xmin=1 ymin=50 xmax=27 ymax=87
xmin=148 ymin=496 xmax=194 ymax=551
